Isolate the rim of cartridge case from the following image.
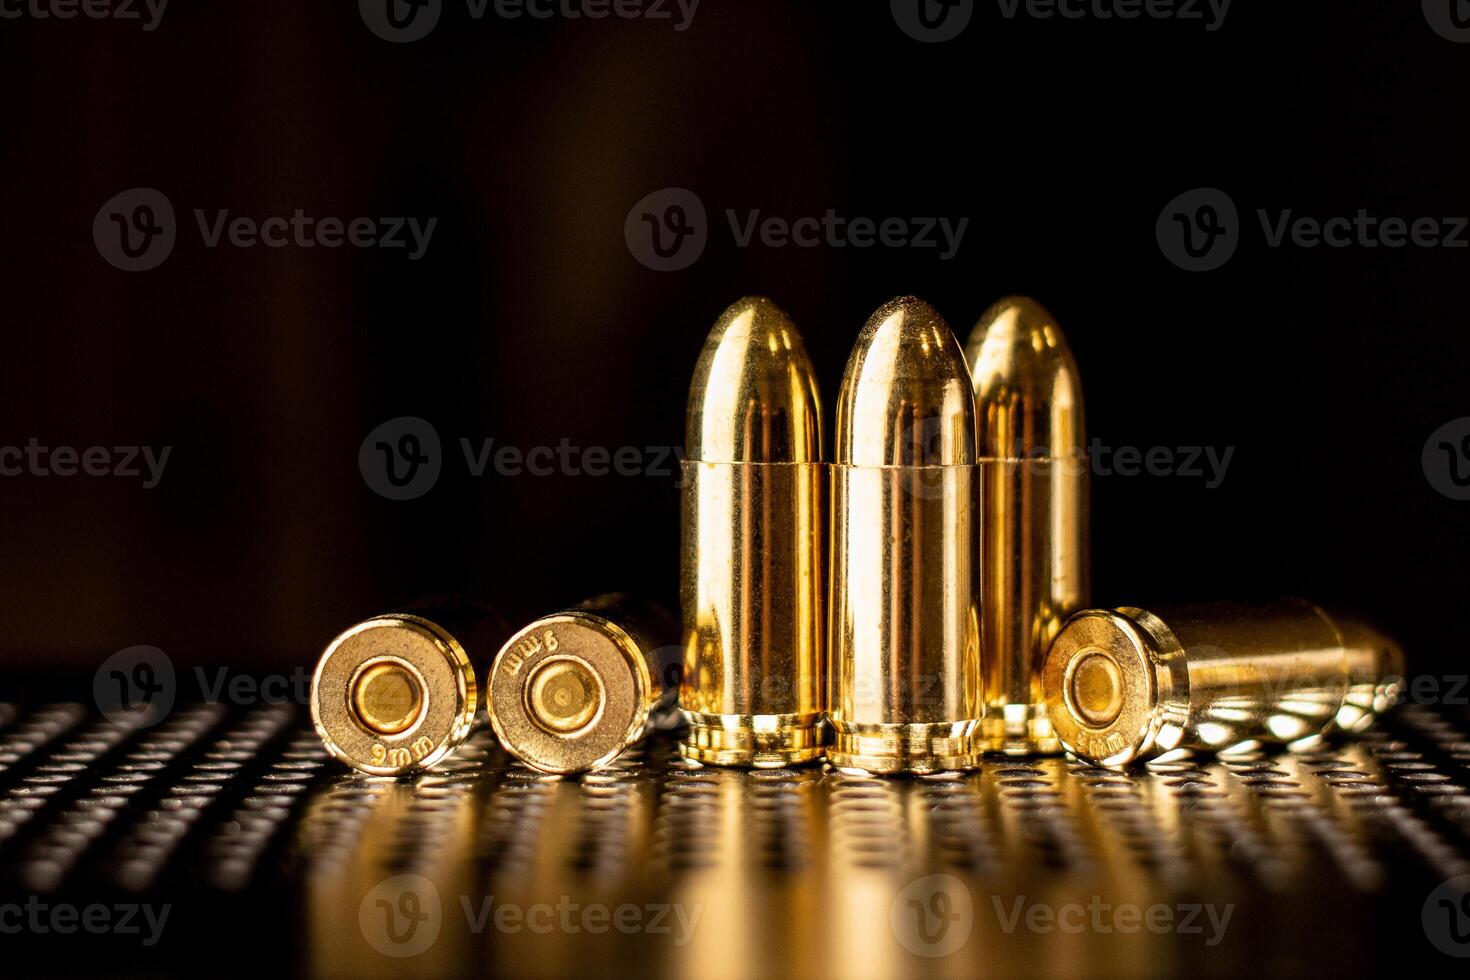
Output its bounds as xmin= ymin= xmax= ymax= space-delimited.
xmin=678 ymin=711 xmax=826 ymax=768
xmin=487 ymin=611 xmax=653 ymax=775
xmin=981 ymin=711 xmax=1062 ymax=756
xmin=1043 ymin=608 xmax=1189 ymax=768
xmin=310 ymin=614 xmax=477 ymax=776
xmin=827 ymin=721 xmax=980 ymax=775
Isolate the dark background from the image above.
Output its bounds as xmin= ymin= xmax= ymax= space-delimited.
xmin=0 ymin=1 xmax=1464 ymax=681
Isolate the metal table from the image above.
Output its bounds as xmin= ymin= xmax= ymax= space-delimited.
xmin=1 ymin=700 xmax=1467 ymax=977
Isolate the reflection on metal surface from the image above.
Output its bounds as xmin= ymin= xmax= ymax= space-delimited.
xmin=1043 ymin=599 xmax=1406 ymax=767
xmin=680 ymin=296 xmax=826 ymax=767
xmin=489 ymin=595 xmax=677 ymax=774
xmin=829 ymin=297 xmax=982 ymax=774
xmin=0 ymin=700 xmax=1467 ymax=977
xmin=966 ymin=296 xmax=1089 ymax=756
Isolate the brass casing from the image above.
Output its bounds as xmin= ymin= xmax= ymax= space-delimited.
xmin=966 ymin=296 xmax=1089 ymax=755
xmin=311 ymin=613 xmax=482 ymax=776
xmin=489 ymin=595 xmax=676 ymax=775
xmin=1042 ymin=599 xmax=1406 ymax=767
xmin=679 ymin=297 xmax=826 ymax=767
xmin=828 ymin=296 xmax=982 ymax=774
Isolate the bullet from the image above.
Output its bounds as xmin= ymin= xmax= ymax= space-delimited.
xmin=966 ymin=296 xmax=1089 ymax=755
xmin=311 ymin=600 xmax=506 ymax=776
xmin=1042 ymin=599 xmax=1406 ymax=767
xmin=828 ymin=296 xmax=982 ymax=774
xmin=679 ymin=297 xmax=826 ymax=768
xmin=489 ymin=594 xmax=677 ymax=774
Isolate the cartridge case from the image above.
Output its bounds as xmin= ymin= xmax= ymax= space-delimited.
xmin=1042 ymin=599 xmax=1406 ymax=767
xmin=966 ymin=296 xmax=1089 ymax=755
xmin=311 ymin=600 xmax=507 ymax=776
xmin=679 ymin=296 xmax=826 ymax=767
xmin=828 ymin=296 xmax=982 ymax=774
xmin=489 ymin=594 xmax=677 ymax=774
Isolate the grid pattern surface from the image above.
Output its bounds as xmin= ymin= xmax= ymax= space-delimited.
xmin=1 ymin=701 xmax=1467 ymax=977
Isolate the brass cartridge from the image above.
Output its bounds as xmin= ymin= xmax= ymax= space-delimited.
xmin=311 ymin=601 xmax=506 ymax=776
xmin=489 ymin=594 xmax=677 ymax=774
xmin=679 ymin=296 xmax=826 ymax=767
xmin=966 ymin=296 xmax=1089 ymax=755
xmin=828 ymin=296 xmax=982 ymax=774
xmin=1042 ymin=599 xmax=1406 ymax=767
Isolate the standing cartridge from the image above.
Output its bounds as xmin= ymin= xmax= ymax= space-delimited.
xmin=828 ymin=296 xmax=983 ymax=774
xmin=966 ymin=296 xmax=1089 ymax=755
xmin=679 ymin=297 xmax=827 ymax=767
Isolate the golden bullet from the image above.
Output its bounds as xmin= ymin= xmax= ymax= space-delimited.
xmin=1043 ymin=599 xmax=1406 ymax=767
xmin=679 ymin=297 xmax=827 ymax=767
xmin=489 ymin=595 xmax=676 ymax=774
xmin=828 ymin=296 xmax=982 ymax=774
xmin=311 ymin=609 xmax=490 ymax=776
xmin=966 ymin=296 xmax=1089 ymax=755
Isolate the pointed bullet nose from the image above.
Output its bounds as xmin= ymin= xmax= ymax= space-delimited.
xmin=686 ymin=296 xmax=822 ymax=464
xmin=835 ymin=296 xmax=976 ymax=467
xmin=965 ymin=296 xmax=1084 ymax=458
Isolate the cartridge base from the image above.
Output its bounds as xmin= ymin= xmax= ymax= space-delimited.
xmin=827 ymin=721 xmax=980 ymax=775
xmin=311 ymin=614 xmax=477 ymax=776
xmin=1042 ymin=607 xmax=1190 ymax=767
xmin=981 ymin=706 xmax=1061 ymax=756
xmin=679 ymin=712 xmax=826 ymax=768
xmin=489 ymin=611 xmax=660 ymax=775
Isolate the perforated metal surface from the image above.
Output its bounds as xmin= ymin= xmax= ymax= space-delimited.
xmin=1 ymin=700 xmax=1468 ymax=977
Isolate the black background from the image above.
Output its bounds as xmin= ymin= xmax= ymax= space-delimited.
xmin=0 ymin=0 xmax=1465 ymax=681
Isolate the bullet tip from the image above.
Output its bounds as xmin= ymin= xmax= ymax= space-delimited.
xmin=686 ymin=296 xmax=821 ymax=464
xmin=966 ymin=295 xmax=1084 ymax=458
xmin=835 ymin=296 xmax=975 ymax=466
